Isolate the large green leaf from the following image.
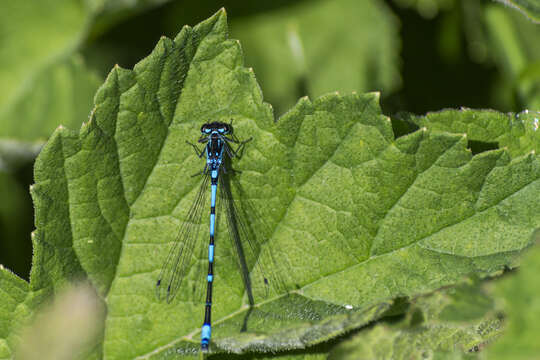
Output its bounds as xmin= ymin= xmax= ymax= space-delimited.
xmin=0 ymin=9 xmax=538 ymax=360
xmin=329 ymin=281 xmax=503 ymax=359
xmin=494 ymin=0 xmax=540 ymax=22
xmin=231 ymin=0 xmax=400 ymax=114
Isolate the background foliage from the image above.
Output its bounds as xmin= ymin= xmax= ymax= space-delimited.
xmin=0 ymin=0 xmax=539 ymax=359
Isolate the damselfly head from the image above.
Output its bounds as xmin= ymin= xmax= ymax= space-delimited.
xmin=201 ymin=122 xmax=232 ymax=136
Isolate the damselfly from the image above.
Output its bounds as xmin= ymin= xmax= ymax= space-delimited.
xmin=156 ymin=121 xmax=282 ymax=351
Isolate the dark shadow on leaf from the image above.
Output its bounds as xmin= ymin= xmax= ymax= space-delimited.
xmin=378 ymin=296 xmax=409 ymax=323
xmin=390 ymin=112 xmax=420 ymax=139
xmin=467 ymin=140 xmax=499 ymax=155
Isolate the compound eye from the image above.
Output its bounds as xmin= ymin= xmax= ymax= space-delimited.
xmin=201 ymin=125 xmax=211 ymax=134
xmin=218 ymin=127 xmax=225 ymax=133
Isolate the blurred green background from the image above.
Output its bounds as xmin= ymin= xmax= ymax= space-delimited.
xmin=0 ymin=0 xmax=539 ymax=280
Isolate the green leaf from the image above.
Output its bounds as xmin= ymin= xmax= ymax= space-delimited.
xmin=401 ymin=108 xmax=540 ymax=158
xmin=0 ymin=55 xmax=101 ymax=142
xmin=0 ymin=9 xmax=538 ymax=359
xmin=0 ymin=267 xmax=31 ymax=360
xmin=0 ymin=1 xmax=90 ymax=111
xmin=0 ymin=0 xmax=174 ymax=147
xmin=328 ymin=281 xmax=503 ymax=359
xmin=485 ymin=4 xmax=540 ymax=110
xmin=231 ymin=0 xmax=400 ymax=114
xmin=486 ymin=232 xmax=540 ymax=359
xmin=0 ymin=1 xmax=99 ymax=172
xmin=494 ymin=0 xmax=540 ymax=23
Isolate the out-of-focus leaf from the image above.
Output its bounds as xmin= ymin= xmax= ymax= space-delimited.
xmin=392 ymin=0 xmax=455 ymax=18
xmin=87 ymin=0 xmax=179 ymax=38
xmin=15 ymin=283 xmax=104 ymax=360
xmin=0 ymin=1 xmax=90 ymax=112
xmin=485 ymin=4 xmax=540 ymax=110
xmin=0 ymin=55 xmax=101 ymax=143
xmin=88 ymin=0 xmax=173 ymax=14
xmin=486 ymin=231 xmax=540 ymax=359
xmin=401 ymin=107 xmax=540 ymax=158
xmin=494 ymin=0 xmax=540 ymax=23
xmin=0 ymin=141 xmax=43 ymax=173
xmin=0 ymin=1 xmax=98 ymax=175
xmin=0 ymin=0 xmax=175 ymax=148
xmin=329 ymin=282 xmax=503 ymax=359
xmin=231 ymin=0 xmax=401 ymax=114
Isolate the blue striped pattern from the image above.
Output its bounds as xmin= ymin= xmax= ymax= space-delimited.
xmin=201 ymin=323 xmax=211 ymax=345
xmin=208 ymin=244 xmax=214 ymax=263
xmin=209 ymin=213 xmax=215 ymax=235
xmin=211 ymin=184 xmax=217 ymax=207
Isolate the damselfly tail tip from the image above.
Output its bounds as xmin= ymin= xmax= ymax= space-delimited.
xmin=165 ymin=285 xmax=174 ymax=304
xmin=155 ymin=279 xmax=162 ymax=300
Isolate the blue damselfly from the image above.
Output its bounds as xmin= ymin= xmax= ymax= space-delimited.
xmin=156 ymin=121 xmax=283 ymax=351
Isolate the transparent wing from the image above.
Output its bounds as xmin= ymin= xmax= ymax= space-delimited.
xmin=219 ymin=171 xmax=288 ymax=304
xmin=156 ymin=172 xmax=210 ymax=303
